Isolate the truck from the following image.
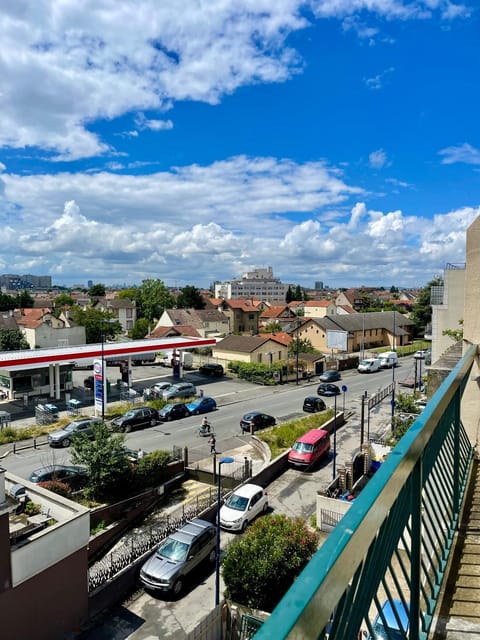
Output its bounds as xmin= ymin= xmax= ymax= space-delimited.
xmin=358 ymin=358 xmax=382 ymax=373
xmin=378 ymin=351 xmax=399 ymax=368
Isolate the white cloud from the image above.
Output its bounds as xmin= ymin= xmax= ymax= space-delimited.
xmin=439 ymin=143 xmax=480 ymax=165
xmin=364 ymin=67 xmax=395 ymax=90
xmin=369 ymin=149 xmax=389 ymax=169
xmin=0 ymin=1 xmax=469 ymax=161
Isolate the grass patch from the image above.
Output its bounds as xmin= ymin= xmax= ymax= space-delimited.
xmin=0 ymin=413 xmax=97 ymax=445
xmin=258 ymin=409 xmax=334 ymax=458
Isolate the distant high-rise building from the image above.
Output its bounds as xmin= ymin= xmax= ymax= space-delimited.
xmin=0 ymin=273 xmax=52 ymax=290
xmin=214 ymin=266 xmax=291 ymax=302
xmin=315 ymin=281 xmax=324 ymax=290
xmin=87 ymin=280 xmax=93 ymax=289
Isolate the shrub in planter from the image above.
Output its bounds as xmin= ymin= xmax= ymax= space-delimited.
xmin=222 ymin=514 xmax=320 ymax=612
xmin=40 ymin=480 xmax=72 ymax=498
xmin=133 ymin=450 xmax=172 ymax=489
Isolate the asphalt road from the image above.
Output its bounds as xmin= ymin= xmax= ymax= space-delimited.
xmin=1 ymin=361 xmax=408 ymax=483
xmin=67 ymin=365 xmax=404 ymax=640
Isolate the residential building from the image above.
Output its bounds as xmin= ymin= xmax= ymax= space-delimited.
xmin=214 ymin=266 xmax=290 ymax=303
xmin=156 ymin=308 xmax=229 ymax=338
xmin=259 ymin=305 xmax=297 ymax=328
xmin=0 ymin=469 xmax=90 ymax=640
xmin=218 ymin=299 xmax=261 ymax=334
xmin=15 ymin=308 xmax=86 ymax=349
xmin=430 ymin=263 xmax=466 ymax=365
xmin=293 ymin=311 xmax=414 ymax=354
xmin=213 ymin=334 xmax=289 ymax=365
xmin=91 ymin=297 xmax=137 ymax=334
xmin=302 ymin=299 xmax=337 ymax=318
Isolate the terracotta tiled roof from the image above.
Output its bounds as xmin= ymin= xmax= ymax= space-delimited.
xmin=223 ymin=299 xmax=261 ymax=312
xmin=214 ymin=334 xmax=287 ymax=353
xmin=148 ymin=325 xmax=201 ymax=338
xmin=260 ymin=305 xmax=291 ymax=318
xmin=16 ymin=308 xmax=53 ymax=329
xmin=259 ymin=332 xmax=292 ymax=346
xmin=304 ymin=300 xmax=333 ymax=308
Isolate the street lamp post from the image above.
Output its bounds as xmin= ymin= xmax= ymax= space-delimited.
xmin=215 ymin=456 xmax=234 ymax=608
xmin=332 ymin=392 xmax=337 ymax=480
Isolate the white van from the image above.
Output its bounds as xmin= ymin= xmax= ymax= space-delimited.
xmin=378 ymin=351 xmax=399 ymax=369
xmin=358 ymin=358 xmax=382 ymax=373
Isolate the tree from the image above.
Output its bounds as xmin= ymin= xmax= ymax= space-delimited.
xmin=137 ymin=279 xmax=175 ymax=322
xmin=70 ymin=422 xmax=131 ymax=500
xmin=15 ymin=290 xmax=34 ymax=308
xmin=285 ymin=285 xmax=294 ymax=303
xmin=222 ymin=514 xmax=319 ymax=611
xmin=288 ymin=336 xmax=317 ymax=354
xmin=68 ymin=306 xmax=122 ymax=343
xmin=88 ymin=283 xmax=106 ymax=297
xmin=176 ymin=285 xmax=206 ymax=309
xmin=411 ymin=277 xmax=443 ymax=336
xmin=261 ymin=320 xmax=282 ymax=333
xmin=294 ymin=284 xmax=303 ymax=301
xmin=54 ymin=293 xmax=75 ymax=307
xmin=443 ymin=319 xmax=463 ymax=343
xmin=129 ymin=317 xmax=151 ymax=339
xmin=0 ymin=329 xmax=29 ymax=350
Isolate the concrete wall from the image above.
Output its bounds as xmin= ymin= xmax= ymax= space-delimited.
xmin=461 ymin=215 xmax=480 ymax=447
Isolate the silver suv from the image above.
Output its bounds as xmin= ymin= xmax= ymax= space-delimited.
xmin=48 ymin=417 xmax=102 ymax=447
xmin=162 ymin=382 xmax=197 ymax=400
xmin=140 ymin=518 xmax=216 ymax=596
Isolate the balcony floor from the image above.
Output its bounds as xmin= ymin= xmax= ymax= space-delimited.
xmin=433 ymin=458 xmax=480 ymax=638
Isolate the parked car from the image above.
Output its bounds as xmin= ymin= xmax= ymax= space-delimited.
xmin=319 ymin=369 xmax=341 ymax=382
xmin=288 ymin=429 xmax=331 ymax=469
xmin=302 ymin=396 xmax=326 ymax=413
xmin=186 ymin=396 xmax=217 ymax=415
xmin=110 ymin=406 xmax=159 ymax=432
xmin=317 ymin=383 xmax=341 ymax=396
xmin=48 ymin=417 xmax=103 ymax=448
xmin=84 ymin=375 xmax=95 ymax=390
xmin=198 ymin=363 xmax=224 ymax=377
xmin=219 ymin=483 xmax=268 ymax=532
xmin=365 ymin=599 xmax=409 ymax=639
xmin=414 ymin=349 xmax=429 ymax=359
xmin=139 ymin=518 xmax=216 ymax=596
xmin=240 ymin=411 xmax=276 ymax=433
xmin=28 ymin=465 xmax=88 ymax=489
xmin=157 ymin=403 xmax=190 ymax=421
xmin=143 ymin=381 xmax=173 ymax=399
xmin=162 ymin=382 xmax=197 ymax=400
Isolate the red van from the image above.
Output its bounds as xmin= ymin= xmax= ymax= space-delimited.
xmin=288 ymin=429 xmax=331 ymax=469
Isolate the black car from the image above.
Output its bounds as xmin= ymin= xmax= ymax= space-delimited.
xmin=303 ymin=396 xmax=326 ymax=413
xmin=158 ymin=403 xmax=190 ymax=421
xmin=28 ymin=465 xmax=88 ymax=490
xmin=317 ymin=383 xmax=341 ymax=397
xmin=319 ymin=369 xmax=341 ymax=382
xmin=240 ymin=411 xmax=276 ymax=433
xmin=84 ymin=375 xmax=95 ymax=390
xmin=110 ymin=406 xmax=159 ymax=432
xmin=198 ymin=363 xmax=224 ymax=377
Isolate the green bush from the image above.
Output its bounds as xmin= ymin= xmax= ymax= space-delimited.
xmin=222 ymin=514 xmax=320 ymax=611
xmin=133 ymin=449 xmax=172 ymax=489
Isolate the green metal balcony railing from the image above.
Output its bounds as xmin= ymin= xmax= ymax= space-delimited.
xmin=255 ymin=344 xmax=476 ymax=640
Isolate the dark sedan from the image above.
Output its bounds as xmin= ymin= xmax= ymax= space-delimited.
xmin=110 ymin=406 xmax=159 ymax=432
xmin=29 ymin=465 xmax=88 ymax=490
xmin=317 ymin=383 xmax=341 ymax=397
xmin=157 ymin=403 xmax=190 ymax=421
xmin=240 ymin=411 xmax=276 ymax=433
xmin=319 ymin=369 xmax=341 ymax=382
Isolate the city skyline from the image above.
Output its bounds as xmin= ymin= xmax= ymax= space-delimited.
xmin=0 ymin=1 xmax=478 ymax=289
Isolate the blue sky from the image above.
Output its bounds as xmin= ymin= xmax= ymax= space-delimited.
xmin=0 ymin=0 xmax=479 ymax=290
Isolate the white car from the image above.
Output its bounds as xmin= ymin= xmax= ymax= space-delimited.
xmin=219 ymin=483 xmax=268 ymax=532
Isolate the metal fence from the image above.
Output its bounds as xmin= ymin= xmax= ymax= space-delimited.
xmin=254 ymin=344 xmax=476 ymax=639
xmin=88 ymin=485 xmax=227 ymax=592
